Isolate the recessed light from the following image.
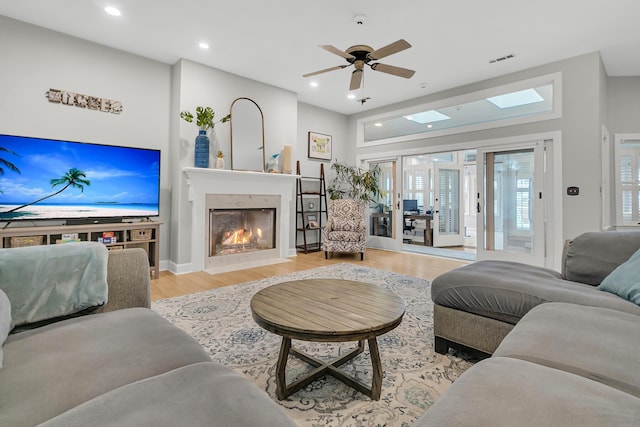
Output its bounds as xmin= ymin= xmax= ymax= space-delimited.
xmin=374 ymin=123 xmax=382 ymax=127
xmin=198 ymin=42 xmax=210 ymax=50
xmin=347 ymin=93 xmax=356 ymax=99
xmin=104 ymin=6 xmax=121 ymax=16
xmin=309 ymin=81 xmax=318 ymax=87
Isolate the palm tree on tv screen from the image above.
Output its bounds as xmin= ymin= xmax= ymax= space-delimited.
xmin=0 ymin=146 xmax=21 ymax=196
xmin=0 ymin=146 xmax=20 ymax=176
xmin=5 ymin=167 xmax=90 ymax=213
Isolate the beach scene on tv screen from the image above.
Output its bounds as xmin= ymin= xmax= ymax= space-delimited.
xmin=0 ymin=134 xmax=160 ymax=220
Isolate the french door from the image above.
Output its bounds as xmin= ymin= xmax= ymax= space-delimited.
xmin=432 ymin=164 xmax=464 ymax=247
xmin=366 ymin=158 xmax=403 ymax=251
xmin=477 ymin=142 xmax=545 ymax=266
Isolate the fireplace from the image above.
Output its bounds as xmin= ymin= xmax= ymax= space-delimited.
xmin=205 ymin=193 xmax=282 ymax=272
xmin=181 ymin=168 xmax=297 ymax=274
xmin=209 ymin=208 xmax=276 ymax=256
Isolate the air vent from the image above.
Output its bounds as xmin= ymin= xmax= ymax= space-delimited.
xmin=489 ymin=54 xmax=516 ymax=64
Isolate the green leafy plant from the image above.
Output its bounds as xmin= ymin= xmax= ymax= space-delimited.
xmin=180 ymin=106 xmax=230 ymax=131
xmin=327 ymin=161 xmax=383 ymax=204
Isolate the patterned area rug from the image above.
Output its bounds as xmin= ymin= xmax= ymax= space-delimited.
xmin=153 ymin=263 xmax=474 ymax=426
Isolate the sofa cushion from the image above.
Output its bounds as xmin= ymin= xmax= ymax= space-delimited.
xmin=0 ymin=289 xmax=12 ymax=368
xmin=0 ymin=308 xmax=211 ymax=427
xmin=0 ymin=242 xmax=108 ymax=326
xmin=494 ymin=302 xmax=640 ymax=397
xmin=38 ymin=362 xmax=297 ymax=427
xmin=414 ymin=357 xmax=640 ymax=427
xmin=432 ymin=260 xmax=640 ymax=324
xmin=598 ymin=248 xmax=640 ymax=305
xmin=563 ymin=230 xmax=640 ymax=286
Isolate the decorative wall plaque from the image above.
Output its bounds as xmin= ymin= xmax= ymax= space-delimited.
xmin=45 ymin=88 xmax=122 ymax=114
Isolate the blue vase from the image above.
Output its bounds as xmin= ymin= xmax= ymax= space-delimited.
xmin=194 ymin=130 xmax=210 ymax=168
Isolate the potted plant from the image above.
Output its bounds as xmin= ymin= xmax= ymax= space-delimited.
xmin=326 ymin=161 xmax=383 ymax=204
xmin=180 ymin=106 xmax=230 ymax=168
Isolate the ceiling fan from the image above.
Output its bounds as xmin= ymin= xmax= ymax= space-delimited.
xmin=303 ymin=39 xmax=416 ymax=91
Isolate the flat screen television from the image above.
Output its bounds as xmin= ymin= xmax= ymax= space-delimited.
xmin=0 ymin=133 xmax=160 ymax=223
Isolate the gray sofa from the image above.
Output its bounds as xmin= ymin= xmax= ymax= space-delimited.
xmin=431 ymin=231 xmax=640 ymax=355
xmin=414 ymin=302 xmax=640 ymax=426
xmin=411 ymin=230 xmax=640 ymax=426
xmin=0 ymin=244 xmax=295 ymax=427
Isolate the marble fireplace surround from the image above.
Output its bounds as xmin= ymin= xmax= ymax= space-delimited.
xmin=182 ymin=167 xmax=298 ymax=273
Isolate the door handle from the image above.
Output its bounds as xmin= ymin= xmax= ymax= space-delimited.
xmin=477 ymin=202 xmax=481 ymax=213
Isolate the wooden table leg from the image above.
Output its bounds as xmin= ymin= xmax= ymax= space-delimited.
xmin=368 ymin=338 xmax=383 ymax=400
xmin=276 ymin=337 xmax=291 ymax=400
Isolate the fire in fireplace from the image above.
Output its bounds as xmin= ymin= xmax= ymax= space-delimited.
xmin=209 ymin=208 xmax=276 ymax=257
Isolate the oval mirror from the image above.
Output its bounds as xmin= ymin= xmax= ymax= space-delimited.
xmin=230 ymin=98 xmax=265 ymax=172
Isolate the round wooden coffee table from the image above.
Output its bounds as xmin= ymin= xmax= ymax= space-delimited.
xmin=250 ymin=279 xmax=405 ymax=400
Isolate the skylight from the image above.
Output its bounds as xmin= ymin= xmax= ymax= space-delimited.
xmin=404 ymin=110 xmax=451 ymax=124
xmin=486 ymin=89 xmax=543 ymax=109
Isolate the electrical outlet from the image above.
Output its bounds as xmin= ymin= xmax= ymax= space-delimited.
xmin=567 ymin=186 xmax=579 ymax=196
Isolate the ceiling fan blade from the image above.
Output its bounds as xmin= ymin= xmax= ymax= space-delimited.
xmin=302 ymin=65 xmax=348 ymax=78
xmin=320 ymin=44 xmax=355 ymax=60
xmin=349 ymin=69 xmax=363 ymax=91
xmin=370 ymin=63 xmax=415 ymax=79
xmin=368 ymin=39 xmax=412 ymax=60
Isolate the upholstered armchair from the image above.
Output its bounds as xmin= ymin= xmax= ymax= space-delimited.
xmin=322 ymin=199 xmax=366 ymax=260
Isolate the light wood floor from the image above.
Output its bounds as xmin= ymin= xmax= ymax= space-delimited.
xmin=151 ymin=249 xmax=469 ymax=301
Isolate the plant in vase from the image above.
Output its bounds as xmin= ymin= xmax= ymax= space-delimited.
xmin=180 ymin=106 xmax=230 ymax=168
xmin=326 ymin=161 xmax=383 ymax=204
xmin=215 ymin=151 xmax=225 ymax=169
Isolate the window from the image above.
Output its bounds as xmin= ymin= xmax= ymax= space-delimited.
xmin=615 ymin=134 xmax=640 ymax=226
xmin=358 ymin=73 xmax=562 ymax=147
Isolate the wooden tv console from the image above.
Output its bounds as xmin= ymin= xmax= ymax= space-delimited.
xmin=0 ymin=221 xmax=162 ymax=279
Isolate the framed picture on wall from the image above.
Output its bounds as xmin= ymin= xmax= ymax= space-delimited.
xmin=308 ymin=132 xmax=332 ymax=160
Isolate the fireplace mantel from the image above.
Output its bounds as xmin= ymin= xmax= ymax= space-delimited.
xmin=182 ymin=167 xmax=298 ymax=273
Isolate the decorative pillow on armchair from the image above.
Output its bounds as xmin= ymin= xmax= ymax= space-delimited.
xmin=598 ymin=247 xmax=640 ymax=305
xmin=332 ymin=219 xmax=364 ymax=232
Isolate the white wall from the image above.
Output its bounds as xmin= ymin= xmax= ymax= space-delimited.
xmin=0 ymin=16 xmax=172 ymax=260
xmin=296 ymin=102 xmax=349 ymax=174
xmin=170 ymin=59 xmax=301 ymax=270
xmin=607 ymin=77 xmax=640 ymax=133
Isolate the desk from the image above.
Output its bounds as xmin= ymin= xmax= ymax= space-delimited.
xmin=403 ymin=214 xmax=433 ymax=246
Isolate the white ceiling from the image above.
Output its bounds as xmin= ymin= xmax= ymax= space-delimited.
xmin=1 ymin=0 xmax=639 ymax=115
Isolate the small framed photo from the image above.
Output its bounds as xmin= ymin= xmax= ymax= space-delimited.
xmin=308 ymin=132 xmax=332 ymax=160
xmin=307 ymin=214 xmax=319 ymax=229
